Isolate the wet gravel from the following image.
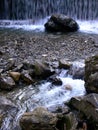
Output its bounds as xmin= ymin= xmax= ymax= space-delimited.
xmin=0 ymin=28 xmax=98 ymax=69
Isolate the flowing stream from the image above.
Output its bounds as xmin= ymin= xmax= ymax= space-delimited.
xmin=0 ymin=0 xmax=97 ymax=129
xmin=0 ymin=62 xmax=85 ymax=130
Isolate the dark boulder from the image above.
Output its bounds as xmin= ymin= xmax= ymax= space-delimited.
xmin=44 ymin=14 xmax=79 ymax=32
xmin=51 ymin=77 xmax=62 ymax=86
xmin=68 ymin=94 xmax=98 ymax=130
xmin=85 ymin=55 xmax=98 ymax=93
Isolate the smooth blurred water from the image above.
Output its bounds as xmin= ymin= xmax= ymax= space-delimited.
xmin=0 ymin=18 xmax=98 ymax=34
xmin=0 ymin=0 xmax=98 ymax=20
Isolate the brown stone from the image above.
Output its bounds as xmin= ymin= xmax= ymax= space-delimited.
xmin=64 ymin=84 xmax=72 ymax=91
xmin=9 ymin=71 xmax=21 ymax=82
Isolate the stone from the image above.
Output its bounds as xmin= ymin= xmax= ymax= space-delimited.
xmin=0 ymin=75 xmax=16 ymax=90
xmin=85 ymin=55 xmax=98 ymax=93
xmin=44 ymin=14 xmax=79 ymax=32
xmin=64 ymin=84 xmax=72 ymax=91
xmin=0 ymin=96 xmax=16 ymax=110
xmin=68 ymin=61 xmax=85 ymax=80
xmin=59 ymin=59 xmax=72 ymax=69
xmin=68 ymin=94 xmax=98 ymax=129
xmin=21 ymin=70 xmax=34 ymax=84
xmin=48 ymin=105 xmax=69 ymax=114
xmin=20 ymin=107 xmax=58 ymax=130
xmin=9 ymin=71 xmax=21 ymax=82
xmin=0 ymin=114 xmax=3 ymax=128
xmin=52 ymin=77 xmax=62 ymax=86
xmin=3 ymin=58 xmax=15 ymax=72
xmin=23 ymin=60 xmax=34 ymax=70
xmin=33 ymin=60 xmax=55 ymax=79
xmin=13 ymin=64 xmax=23 ymax=71
xmin=0 ymin=69 xmax=3 ymax=74
xmin=63 ymin=112 xmax=78 ymax=130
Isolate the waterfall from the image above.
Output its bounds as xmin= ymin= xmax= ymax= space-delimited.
xmin=0 ymin=0 xmax=98 ymax=20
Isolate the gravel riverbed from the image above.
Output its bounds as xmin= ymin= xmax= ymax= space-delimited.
xmin=0 ymin=28 xmax=98 ymax=68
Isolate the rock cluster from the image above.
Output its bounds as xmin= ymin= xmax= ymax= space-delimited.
xmin=0 ymin=54 xmax=98 ymax=130
xmin=0 ymin=59 xmax=55 ymax=90
xmin=19 ymin=55 xmax=98 ymax=130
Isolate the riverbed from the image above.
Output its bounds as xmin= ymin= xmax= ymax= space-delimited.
xmin=0 ymin=24 xmax=98 ymax=130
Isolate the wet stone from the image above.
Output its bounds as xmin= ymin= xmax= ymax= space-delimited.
xmin=0 ymin=75 xmax=16 ymax=90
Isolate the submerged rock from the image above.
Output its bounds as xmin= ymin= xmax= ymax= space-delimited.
xmin=44 ymin=14 xmax=79 ymax=32
xmin=85 ymin=55 xmax=98 ymax=93
xmin=64 ymin=84 xmax=72 ymax=91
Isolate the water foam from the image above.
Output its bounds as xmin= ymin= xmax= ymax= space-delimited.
xmin=77 ymin=20 xmax=98 ymax=34
xmin=0 ymin=19 xmax=98 ymax=34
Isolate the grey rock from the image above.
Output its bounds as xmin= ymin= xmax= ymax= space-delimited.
xmin=0 ymin=75 xmax=16 ymax=90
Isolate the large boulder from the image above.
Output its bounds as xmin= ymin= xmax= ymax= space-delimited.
xmin=20 ymin=106 xmax=78 ymax=130
xmin=68 ymin=94 xmax=98 ymax=130
xmin=20 ymin=107 xmax=58 ymax=130
xmin=44 ymin=14 xmax=79 ymax=32
xmin=85 ymin=55 xmax=98 ymax=93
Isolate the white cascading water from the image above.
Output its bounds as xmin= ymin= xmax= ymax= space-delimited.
xmin=0 ymin=62 xmax=86 ymax=130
